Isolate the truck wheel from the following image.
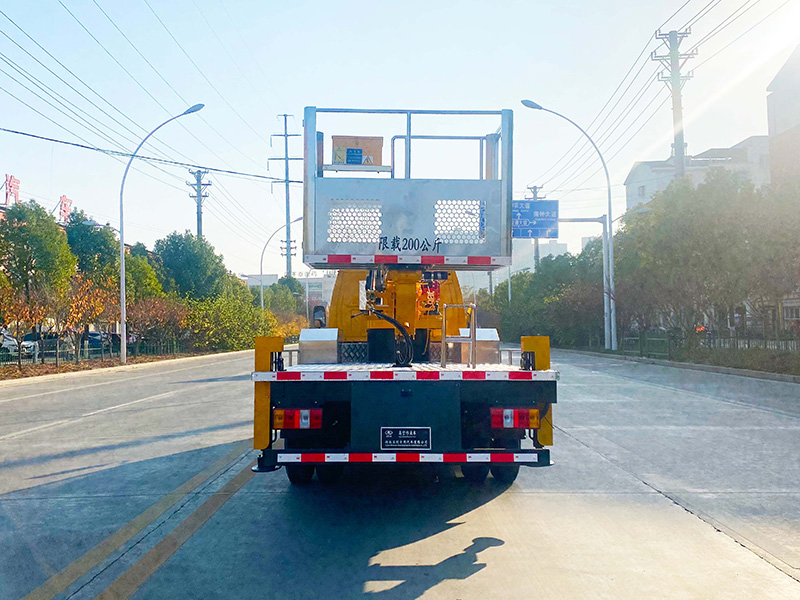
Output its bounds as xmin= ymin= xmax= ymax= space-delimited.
xmin=461 ymin=464 xmax=489 ymax=484
xmin=316 ymin=464 xmax=344 ymax=485
xmin=286 ymin=464 xmax=314 ymax=485
xmin=490 ymin=464 xmax=520 ymax=484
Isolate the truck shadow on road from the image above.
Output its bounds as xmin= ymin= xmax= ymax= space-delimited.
xmin=2 ymin=448 xmax=513 ymax=600
xmin=166 ymin=465 xmax=513 ymax=600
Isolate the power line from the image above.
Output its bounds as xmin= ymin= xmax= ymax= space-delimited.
xmin=0 ymin=53 xmax=137 ymax=152
xmin=215 ymin=0 xmax=288 ymax=110
xmin=89 ymin=0 xmax=265 ymax=171
xmin=189 ymin=0 xmax=275 ymax=114
xmin=543 ymin=65 xmax=661 ymax=188
xmin=529 ymin=1 xmax=709 ymax=188
xmin=141 ymin=0 xmax=269 ymax=145
xmin=694 ymin=0 xmax=795 ymax=70
xmin=559 ymin=95 xmax=671 ymax=198
xmin=552 ymin=89 xmax=669 ymax=192
xmin=0 ymin=9 xmax=182 ymax=161
xmin=682 ymin=0 xmax=723 ymax=29
xmin=0 ymin=126 xmax=296 ymax=182
xmin=687 ymin=0 xmax=763 ymax=53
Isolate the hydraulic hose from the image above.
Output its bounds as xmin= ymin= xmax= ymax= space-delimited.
xmin=352 ymin=310 xmax=414 ymax=367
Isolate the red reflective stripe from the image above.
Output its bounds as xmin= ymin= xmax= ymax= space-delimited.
xmin=421 ymin=255 xmax=445 ymax=264
xmin=416 ymin=371 xmax=440 ymax=380
xmin=490 ymin=453 xmax=515 ymax=463
xmin=276 ymin=372 xmax=301 ymax=381
xmin=302 ymin=453 xmax=325 ymax=463
xmin=467 ymin=256 xmax=492 ymax=265
xmin=323 ymin=371 xmax=348 ymax=380
xmin=370 ymin=371 xmax=394 ymax=380
xmin=349 ymin=453 xmax=372 ymax=463
xmin=508 ymin=371 xmax=533 ymax=380
xmin=327 ymin=254 xmax=352 ymax=263
xmin=462 ymin=371 xmax=486 ymax=380
xmin=443 ymin=453 xmax=467 ymax=463
xmin=396 ymin=453 xmax=420 ymax=463
xmin=374 ymin=255 xmax=398 ymax=264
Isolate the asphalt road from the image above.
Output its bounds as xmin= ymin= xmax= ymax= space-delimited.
xmin=1 ymin=350 xmax=798 ymax=599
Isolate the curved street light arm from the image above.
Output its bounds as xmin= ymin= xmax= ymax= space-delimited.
xmin=118 ymin=106 xmax=203 ymax=364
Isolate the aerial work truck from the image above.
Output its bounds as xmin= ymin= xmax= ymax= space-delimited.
xmin=252 ymin=107 xmax=557 ymax=484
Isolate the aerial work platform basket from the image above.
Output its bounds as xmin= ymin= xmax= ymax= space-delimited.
xmin=302 ymin=107 xmax=514 ymax=271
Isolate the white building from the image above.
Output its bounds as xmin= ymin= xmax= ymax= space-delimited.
xmin=624 ymin=136 xmax=770 ymax=211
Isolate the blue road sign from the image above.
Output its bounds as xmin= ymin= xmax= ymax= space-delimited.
xmin=512 ymin=199 xmax=559 ymax=238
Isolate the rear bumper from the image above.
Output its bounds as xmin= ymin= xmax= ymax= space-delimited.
xmin=254 ymin=448 xmax=550 ymax=471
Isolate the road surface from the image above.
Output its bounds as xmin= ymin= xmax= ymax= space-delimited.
xmin=1 ymin=350 xmax=798 ymax=599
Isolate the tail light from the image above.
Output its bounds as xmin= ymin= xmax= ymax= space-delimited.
xmin=273 ymin=408 xmax=322 ymax=429
xmin=490 ymin=408 xmax=539 ymax=429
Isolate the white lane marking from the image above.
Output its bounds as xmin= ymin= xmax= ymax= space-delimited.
xmin=0 ymin=356 xmax=250 ymax=405
xmin=0 ymin=382 xmax=220 ymax=442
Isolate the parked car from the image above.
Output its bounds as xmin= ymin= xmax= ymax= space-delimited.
xmin=87 ymin=332 xmax=111 ymax=349
xmin=1 ymin=333 xmax=38 ymax=358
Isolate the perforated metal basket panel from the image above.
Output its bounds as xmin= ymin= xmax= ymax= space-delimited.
xmin=327 ymin=200 xmax=382 ymax=243
xmin=305 ymin=178 xmax=509 ymax=267
xmin=434 ymin=199 xmax=486 ymax=245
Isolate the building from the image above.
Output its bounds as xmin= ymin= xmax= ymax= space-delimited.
xmin=767 ymin=44 xmax=800 ymax=191
xmin=243 ymin=273 xmax=279 ymax=289
xmin=245 ymin=271 xmax=336 ymax=310
xmin=624 ymin=136 xmax=770 ymax=210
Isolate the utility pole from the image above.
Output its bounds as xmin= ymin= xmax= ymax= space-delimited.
xmin=269 ymin=115 xmax=302 ymax=277
xmin=187 ymin=169 xmax=210 ymax=236
xmin=652 ymin=29 xmax=695 ymax=178
xmin=528 ymin=185 xmax=544 ymax=270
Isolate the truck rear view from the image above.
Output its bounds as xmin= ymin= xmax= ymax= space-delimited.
xmin=252 ymin=107 xmax=557 ymax=484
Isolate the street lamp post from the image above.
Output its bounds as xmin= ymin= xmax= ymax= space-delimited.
xmin=260 ymin=216 xmax=303 ymax=310
xmin=118 ymin=104 xmax=204 ymax=364
xmin=521 ymin=100 xmax=618 ymax=350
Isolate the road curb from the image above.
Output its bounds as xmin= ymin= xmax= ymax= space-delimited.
xmin=0 ymin=349 xmax=254 ymax=388
xmin=555 ymin=348 xmax=800 ymax=384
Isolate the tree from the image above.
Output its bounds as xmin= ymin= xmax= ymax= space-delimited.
xmin=262 ymin=283 xmax=296 ymax=313
xmin=0 ymin=201 xmax=76 ymax=298
xmin=65 ymin=209 xmax=118 ymax=281
xmin=187 ymin=282 xmax=278 ymax=351
xmin=127 ymin=296 xmax=188 ymax=355
xmin=0 ymin=281 xmax=47 ymax=369
xmin=126 ymin=255 xmax=164 ymax=302
xmin=63 ymin=274 xmax=111 ymax=363
xmin=154 ymin=231 xmax=226 ymax=298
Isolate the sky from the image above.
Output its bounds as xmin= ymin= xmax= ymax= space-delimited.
xmin=1 ymin=0 xmax=798 ymax=278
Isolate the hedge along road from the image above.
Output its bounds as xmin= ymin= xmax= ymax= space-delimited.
xmin=1 ymin=350 xmax=799 ymax=599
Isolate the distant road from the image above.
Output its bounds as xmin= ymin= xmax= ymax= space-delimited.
xmin=1 ymin=350 xmax=798 ymax=599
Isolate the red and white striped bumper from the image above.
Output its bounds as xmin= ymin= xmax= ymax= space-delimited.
xmin=277 ymin=452 xmax=545 ymax=464
xmin=253 ymin=370 xmax=559 ymax=382
xmin=304 ymin=254 xmax=511 ymax=267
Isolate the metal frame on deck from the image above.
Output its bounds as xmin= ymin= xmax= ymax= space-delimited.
xmin=303 ymin=107 xmax=513 ymax=270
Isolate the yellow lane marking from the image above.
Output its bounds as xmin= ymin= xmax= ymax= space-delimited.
xmin=96 ymin=460 xmax=257 ymax=600
xmin=21 ymin=439 xmax=252 ymax=600
xmin=0 ymin=381 xmax=222 ymax=442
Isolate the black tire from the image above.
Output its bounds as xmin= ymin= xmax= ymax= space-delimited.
xmin=286 ymin=464 xmax=315 ymax=485
xmin=316 ymin=464 xmax=344 ymax=485
xmin=461 ymin=464 xmax=490 ymax=484
xmin=490 ymin=464 xmax=520 ymax=484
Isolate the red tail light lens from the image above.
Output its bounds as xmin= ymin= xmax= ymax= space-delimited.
xmin=490 ymin=408 xmax=540 ymax=429
xmin=273 ymin=408 xmax=322 ymax=429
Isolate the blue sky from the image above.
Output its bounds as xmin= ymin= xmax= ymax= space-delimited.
xmin=1 ymin=0 xmax=797 ymax=276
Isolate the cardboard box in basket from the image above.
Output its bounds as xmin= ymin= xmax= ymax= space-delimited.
xmin=332 ymin=136 xmax=383 ymax=166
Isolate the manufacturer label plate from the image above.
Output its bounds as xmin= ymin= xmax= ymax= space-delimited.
xmin=381 ymin=427 xmax=431 ymax=450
